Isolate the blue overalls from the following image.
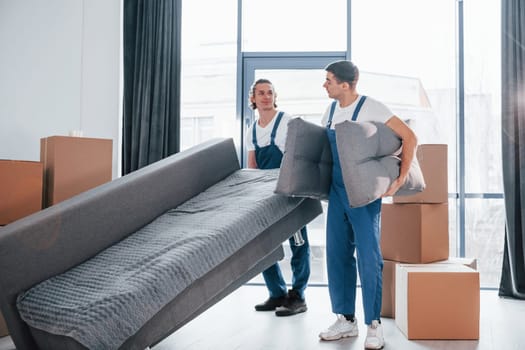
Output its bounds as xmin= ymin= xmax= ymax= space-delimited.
xmin=325 ymin=97 xmax=383 ymax=325
xmin=253 ymin=112 xmax=311 ymax=299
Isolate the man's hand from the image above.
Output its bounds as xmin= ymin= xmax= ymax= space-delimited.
xmin=383 ymin=176 xmax=406 ymax=197
xmin=383 ymin=116 xmax=417 ymax=197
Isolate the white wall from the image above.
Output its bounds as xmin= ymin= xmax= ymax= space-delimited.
xmin=0 ymin=0 xmax=121 ymax=178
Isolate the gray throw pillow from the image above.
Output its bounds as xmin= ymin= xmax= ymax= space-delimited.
xmin=274 ymin=118 xmax=332 ymax=200
xmin=335 ymin=120 xmax=425 ymax=208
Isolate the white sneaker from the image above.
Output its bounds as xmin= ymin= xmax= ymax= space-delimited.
xmin=319 ymin=314 xmax=358 ymax=341
xmin=364 ymin=320 xmax=384 ymax=349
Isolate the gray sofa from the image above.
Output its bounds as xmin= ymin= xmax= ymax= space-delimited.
xmin=0 ymin=138 xmax=322 ymax=350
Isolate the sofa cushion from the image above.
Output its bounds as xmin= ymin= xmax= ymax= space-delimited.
xmin=335 ymin=120 xmax=425 ymax=208
xmin=274 ymin=118 xmax=332 ymax=200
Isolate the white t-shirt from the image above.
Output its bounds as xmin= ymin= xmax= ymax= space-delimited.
xmin=245 ymin=111 xmax=292 ymax=153
xmin=321 ymin=95 xmax=393 ymax=129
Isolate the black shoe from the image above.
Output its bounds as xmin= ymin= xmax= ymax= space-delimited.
xmin=275 ymin=289 xmax=307 ymax=316
xmin=254 ymin=296 xmax=287 ymax=311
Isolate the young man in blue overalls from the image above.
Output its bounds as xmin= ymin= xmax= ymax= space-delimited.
xmin=318 ymin=61 xmax=417 ymax=349
xmin=246 ymin=78 xmax=311 ymax=317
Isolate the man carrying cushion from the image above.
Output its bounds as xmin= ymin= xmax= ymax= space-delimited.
xmin=318 ymin=60 xmax=417 ymax=350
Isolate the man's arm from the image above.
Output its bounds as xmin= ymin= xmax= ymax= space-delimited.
xmin=383 ymin=115 xmax=418 ymax=196
xmin=247 ymin=150 xmax=258 ymax=169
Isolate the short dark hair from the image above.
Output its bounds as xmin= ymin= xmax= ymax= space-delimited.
xmin=325 ymin=60 xmax=359 ymax=86
xmin=249 ymin=78 xmax=277 ymax=109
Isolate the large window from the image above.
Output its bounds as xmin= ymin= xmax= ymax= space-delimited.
xmin=352 ymin=0 xmax=457 ymax=184
xmin=180 ymin=0 xmax=504 ymax=288
xmin=463 ymin=0 xmax=503 ymax=287
xmin=241 ymin=0 xmax=347 ymax=52
xmin=180 ymin=0 xmax=239 ymax=151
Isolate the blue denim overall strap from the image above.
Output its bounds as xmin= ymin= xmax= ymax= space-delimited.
xmin=326 ymin=96 xmax=367 ymax=129
xmin=325 ymin=95 xmax=383 ymax=324
xmin=252 ymin=112 xmax=284 ymax=170
xmin=325 ymin=96 xmax=367 ymax=190
xmin=326 ymin=101 xmax=337 ymax=129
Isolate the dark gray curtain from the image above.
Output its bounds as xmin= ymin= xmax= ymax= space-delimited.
xmin=122 ymin=0 xmax=181 ymax=175
xmin=499 ymin=0 xmax=525 ymax=299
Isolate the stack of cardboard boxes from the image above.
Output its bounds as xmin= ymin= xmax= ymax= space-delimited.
xmin=380 ymin=144 xmax=480 ymax=340
xmin=1 ymin=136 xmax=113 ymax=223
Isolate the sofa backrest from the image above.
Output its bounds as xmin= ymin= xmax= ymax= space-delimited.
xmin=0 ymin=138 xmax=239 ymax=349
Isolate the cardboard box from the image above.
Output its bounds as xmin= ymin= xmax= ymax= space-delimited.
xmin=380 ymin=257 xmax=477 ymax=321
xmin=40 ymin=136 xmax=112 ymax=207
xmin=395 ymin=263 xmax=480 ymax=340
xmin=0 ymin=311 xmax=8 ymax=337
xmin=381 ymin=203 xmax=449 ymax=263
xmin=394 ymin=144 xmax=448 ymax=203
xmin=0 ymin=160 xmax=43 ymax=225
xmin=381 ymin=259 xmax=398 ymax=318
